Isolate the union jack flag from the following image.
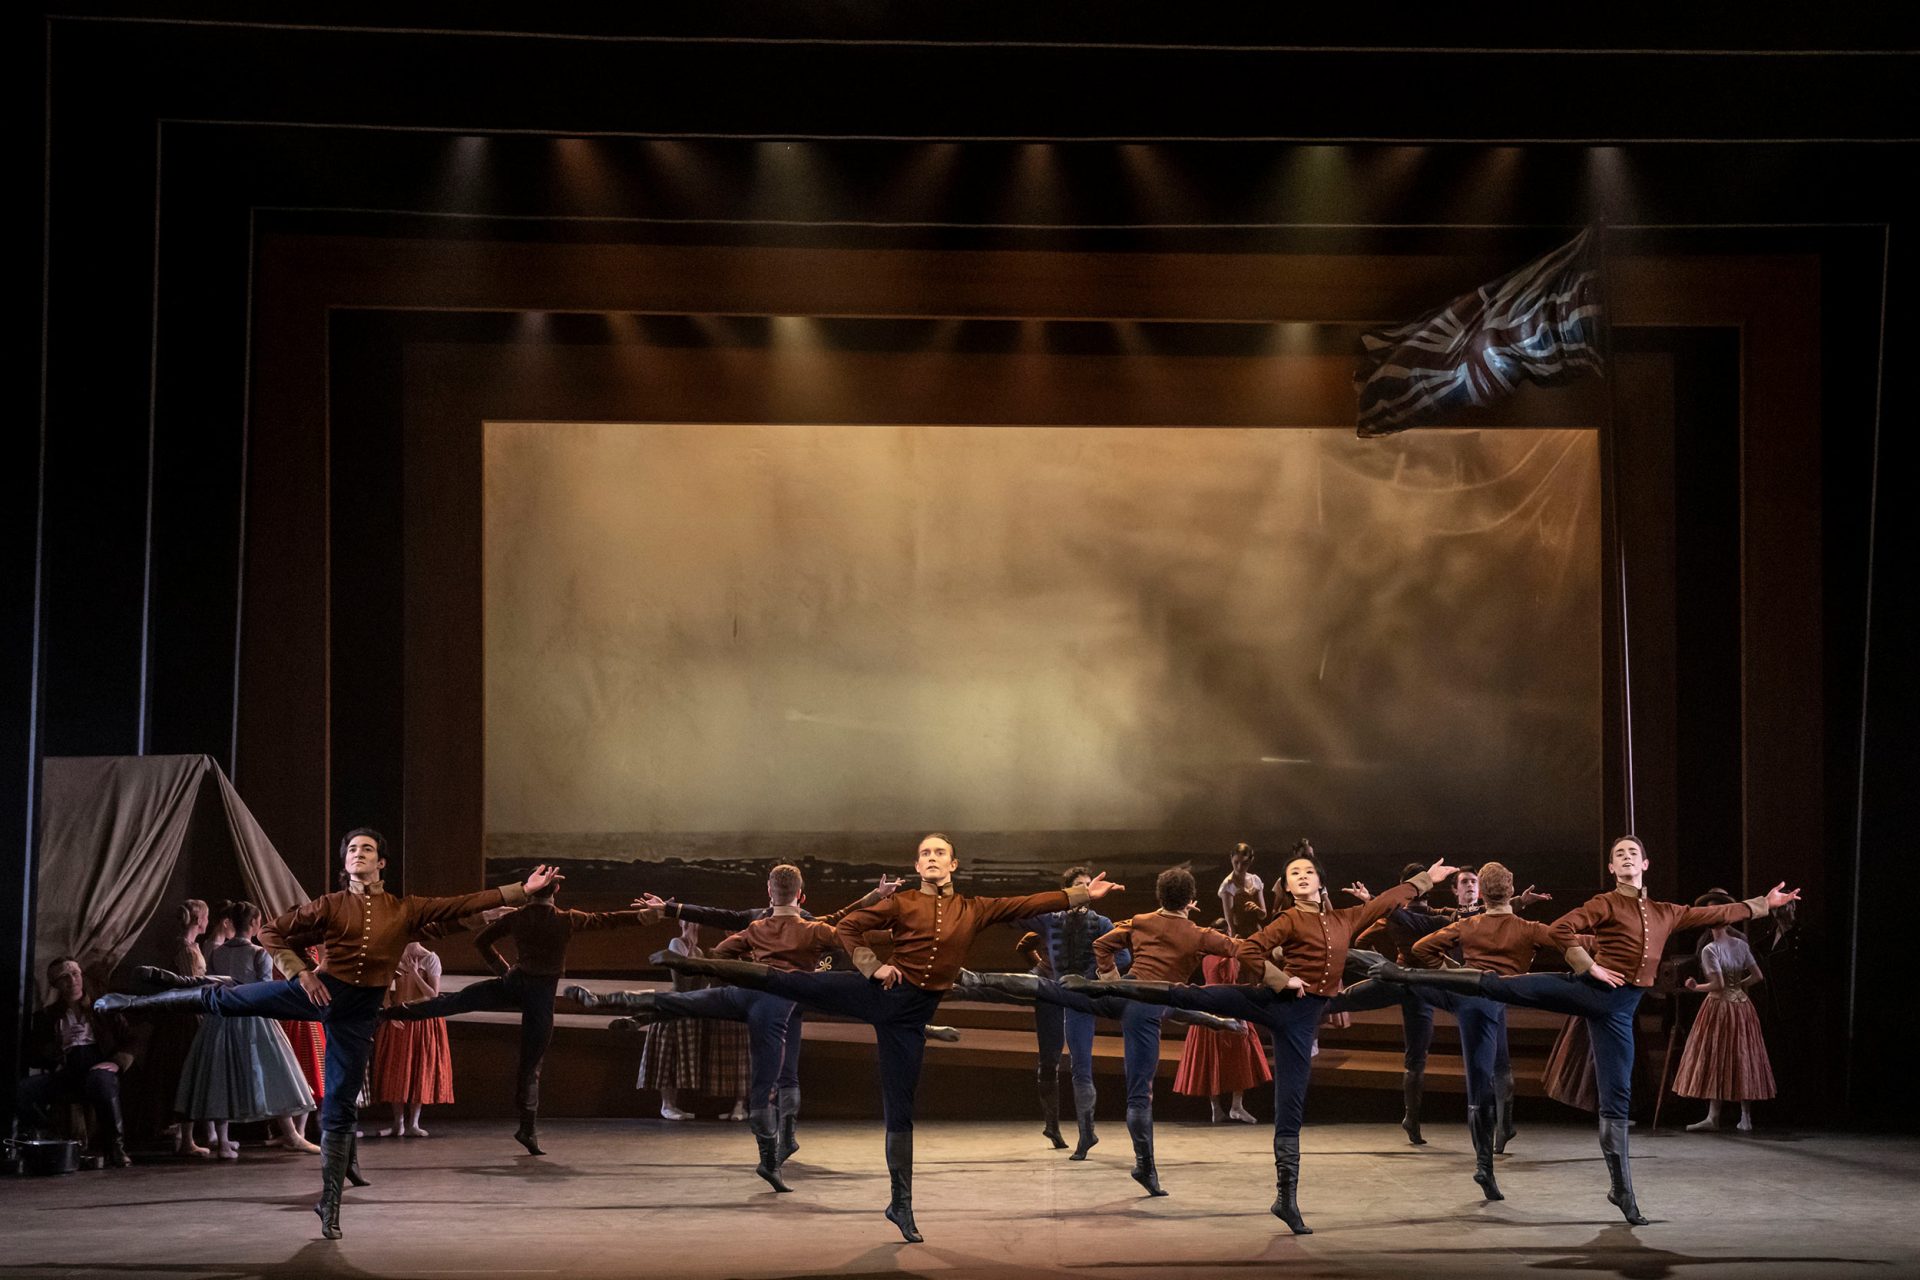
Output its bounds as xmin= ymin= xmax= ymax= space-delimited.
xmin=1354 ymin=229 xmax=1605 ymax=437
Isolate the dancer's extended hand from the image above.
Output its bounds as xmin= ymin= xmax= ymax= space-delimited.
xmin=631 ymin=892 xmax=668 ymax=910
xmin=523 ymin=864 xmax=563 ymax=895
xmin=1084 ymin=872 xmax=1124 ymax=900
xmin=1516 ymin=885 xmax=1552 ymax=907
xmin=1763 ymin=882 xmax=1802 ymax=910
xmin=297 ymin=971 xmax=331 ymax=1007
xmin=872 ymin=873 xmax=904 ymax=900
xmin=1425 ymin=860 xmax=1460 ymax=884
xmin=1587 ymin=963 xmax=1626 ymax=989
xmin=1341 ymin=881 xmax=1371 ymax=902
xmin=872 ymin=963 xmax=904 ymax=989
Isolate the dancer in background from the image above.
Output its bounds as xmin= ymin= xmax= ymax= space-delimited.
xmin=1405 ymin=862 xmax=1569 ymax=1200
xmin=370 ymin=941 xmax=453 ymax=1138
xmin=1374 ymin=835 xmax=1799 ymax=1225
xmin=652 ymin=834 xmax=1122 ymax=1242
xmin=176 ymin=902 xmax=318 ymax=1158
xmin=1011 ymin=867 xmax=1118 ymax=1161
xmin=97 ymin=829 xmax=557 ymax=1239
xmin=1082 ymin=851 xmax=1456 ymax=1234
xmin=1674 ymin=893 xmax=1776 ymax=1132
xmin=1013 ymin=929 xmax=1069 ymax=1149
xmin=1218 ymin=843 xmax=1267 ymax=934
xmin=571 ymin=865 xmax=903 ymax=1191
xmin=381 ymin=876 xmax=646 ymax=1155
xmin=1172 ymin=922 xmax=1270 ymax=1124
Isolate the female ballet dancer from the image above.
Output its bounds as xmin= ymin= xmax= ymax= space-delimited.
xmin=646 ymin=833 xmax=1122 ymax=1243
xmin=1673 ymin=893 xmax=1776 ymax=1132
xmin=1372 ymin=835 xmax=1799 ymax=1224
xmin=1079 ymin=849 xmax=1457 ymax=1233
xmin=97 ymin=829 xmax=558 ymax=1239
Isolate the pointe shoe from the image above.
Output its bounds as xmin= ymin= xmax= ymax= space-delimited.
xmin=403 ymin=1125 xmax=430 ymax=1138
xmin=216 ymin=1141 xmax=239 ymax=1160
xmin=923 ymin=1025 xmax=962 ymax=1042
xmin=1229 ymin=1105 xmax=1257 ymax=1124
xmin=726 ymin=1103 xmax=748 ymax=1122
xmin=660 ymin=1104 xmax=693 ymax=1121
xmin=1685 ymin=1116 xmax=1718 ymax=1132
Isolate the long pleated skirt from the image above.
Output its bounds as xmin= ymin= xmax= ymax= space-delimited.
xmin=1673 ymin=997 xmax=1777 ymax=1101
xmin=370 ymin=1017 xmax=455 ymax=1105
xmin=175 ymin=1013 xmax=316 ymax=1122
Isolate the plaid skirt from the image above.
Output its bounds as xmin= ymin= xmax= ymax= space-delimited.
xmin=636 ymin=1017 xmax=749 ymax=1097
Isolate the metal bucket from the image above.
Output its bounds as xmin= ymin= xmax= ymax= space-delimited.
xmin=7 ymin=1137 xmax=83 ymax=1176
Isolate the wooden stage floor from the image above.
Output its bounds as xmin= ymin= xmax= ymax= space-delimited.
xmin=2 ymin=1119 xmax=1913 ymax=1278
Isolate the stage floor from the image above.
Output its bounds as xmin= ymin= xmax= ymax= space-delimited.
xmin=2 ymin=1119 xmax=1913 ymax=1278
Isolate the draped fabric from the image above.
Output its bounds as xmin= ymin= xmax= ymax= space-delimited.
xmin=35 ymin=755 xmax=309 ymax=988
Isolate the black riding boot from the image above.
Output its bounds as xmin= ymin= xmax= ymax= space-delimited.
xmin=1599 ymin=1118 xmax=1649 ymax=1224
xmin=777 ymin=1086 xmax=802 ymax=1164
xmin=1070 ymin=1078 xmax=1100 ymax=1161
xmin=884 ymin=1131 xmax=922 ymax=1243
xmin=1371 ymin=961 xmax=1490 ymax=995
xmin=1270 ymin=1133 xmax=1312 ymax=1234
xmin=344 ymin=1132 xmax=369 ymax=1187
xmin=562 ymin=986 xmax=657 ymax=1017
xmin=514 ymin=1108 xmax=545 ymax=1156
xmin=1468 ymin=1103 xmax=1504 ymax=1200
xmin=133 ymin=965 xmax=218 ymax=990
xmin=1125 ymin=1104 xmax=1166 ymax=1195
xmin=1401 ymin=1069 xmax=1427 ymax=1145
xmin=1059 ymin=974 xmax=1175 ymax=1003
xmin=1037 ymin=1065 xmax=1067 ymax=1149
xmin=314 ymin=1132 xmax=350 ymax=1240
xmin=969 ymin=971 xmax=1044 ymax=1001
xmin=651 ymin=950 xmax=774 ymax=987
xmin=749 ymin=1107 xmax=792 ymax=1193
xmin=99 ymin=1091 xmax=132 ymax=1168
xmin=1494 ymin=1065 xmax=1517 ymax=1152
xmin=92 ymin=986 xmax=209 ymax=1017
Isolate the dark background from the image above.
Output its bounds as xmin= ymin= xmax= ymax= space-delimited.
xmin=7 ymin=7 xmax=1912 ymax=1127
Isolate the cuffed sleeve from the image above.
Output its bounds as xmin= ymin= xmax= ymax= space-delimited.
xmin=1564 ymin=944 xmax=1596 ymax=975
xmin=850 ymin=945 xmax=883 ymax=978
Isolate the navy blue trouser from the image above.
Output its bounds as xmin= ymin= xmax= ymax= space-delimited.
xmin=1473 ymin=973 xmax=1644 ymax=1121
xmin=390 ymin=968 xmax=557 ymax=1111
xmin=746 ymin=971 xmax=942 ymax=1133
xmin=1131 ymin=985 xmax=1330 ymax=1138
xmin=1032 ymin=979 xmax=1166 ymax=1107
xmin=1333 ymin=978 xmax=1508 ymax=1106
xmin=1031 ymin=999 xmax=1097 ymax=1087
xmin=199 ymin=974 xmax=386 ymax=1135
xmin=650 ymin=986 xmax=802 ymax=1110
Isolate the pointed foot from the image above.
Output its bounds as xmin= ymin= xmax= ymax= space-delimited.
xmin=1475 ymin=1171 xmax=1505 ymax=1201
xmin=1608 ymin=1190 xmax=1650 ymax=1226
xmin=923 ymin=1024 xmax=961 ymax=1043
xmin=885 ymin=1204 xmax=923 ymax=1243
xmin=1401 ymin=1119 xmax=1426 ymax=1146
xmin=1069 ymin=1133 xmax=1097 ymax=1161
xmin=1130 ymin=1167 xmax=1168 ymax=1197
xmin=1042 ymin=1126 xmax=1068 ymax=1150
xmin=313 ymin=1203 xmax=342 ymax=1240
xmin=1270 ymin=1200 xmax=1312 ymax=1234
xmin=562 ymin=985 xmax=600 ymax=1009
xmin=514 ymin=1129 xmax=545 ymax=1157
xmin=756 ymin=1164 xmax=793 ymax=1193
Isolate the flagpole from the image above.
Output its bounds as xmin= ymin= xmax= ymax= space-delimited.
xmin=1596 ymin=223 xmax=1638 ymax=840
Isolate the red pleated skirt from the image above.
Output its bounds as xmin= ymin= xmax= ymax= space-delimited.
xmin=281 ymin=1019 xmax=326 ymax=1098
xmin=1673 ymin=997 xmax=1776 ymax=1101
xmin=1172 ymin=1020 xmax=1272 ymax=1095
xmin=370 ymin=1017 xmax=455 ymax=1105
xmin=1542 ymin=1015 xmax=1599 ymax=1112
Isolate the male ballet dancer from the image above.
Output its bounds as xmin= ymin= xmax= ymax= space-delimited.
xmin=650 ymin=833 xmax=1123 ymax=1242
xmin=97 ymin=829 xmax=558 ymax=1239
xmin=1374 ymin=835 xmax=1799 ymax=1224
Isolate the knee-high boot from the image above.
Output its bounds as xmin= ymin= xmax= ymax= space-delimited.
xmin=748 ymin=1107 xmax=792 ymax=1193
xmin=1037 ymin=1065 xmax=1066 ymax=1149
xmin=1370 ymin=962 xmax=1490 ymax=995
xmin=133 ymin=966 xmax=220 ymax=990
xmin=513 ymin=1108 xmax=544 ymax=1156
xmin=1468 ymin=1103 xmax=1504 ymax=1200
xmin=92 ymin=987 xmax=209 ymax=1017
xmin=1401 ymin=1068 xmax=1426 ymax=1145
xmin=651 ymin=951 xmax=773 ymax=987
xmin=1599 ymin=1118 xmax=1649 ymax=1225
xmin=314 ymin=1131 xmax=350 ymax=1240
xmin=344 ymin=1133 xmax=369 ymax=1187
xmin=562 ymin=986 xmax=658 ymax=1018
xmin=98 ymin=1090 xmax=131 ymax=1168
xmin=967 ymin=971 xmax=1044 ymax=1000
xmin=1125 ymin=1104 xmax=1166 ymax=1195
xmin=1494 ymin=1065 xmax=1517 ymax=1153
xmin=1069 ymin=1078 xmax=1099 ymax=1161
xmin=777 ymin=1086 xmax=802 ymax=1164
xmin=884 ymin=1130 xmax=922 ymax=1243
xmin=1270 ymin=1132 xmax=1312 ymax=1234
xmin=1059 ymin=975 xmax=1175 ymax=1003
